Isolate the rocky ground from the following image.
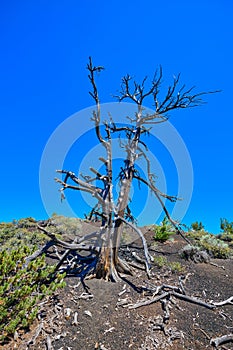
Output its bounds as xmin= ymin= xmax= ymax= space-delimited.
xmin=1 ymin=226 xmax=233 ymax=350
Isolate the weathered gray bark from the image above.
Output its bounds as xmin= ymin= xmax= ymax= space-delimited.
xmin=51 ymin=57 xmax=217 ymax=281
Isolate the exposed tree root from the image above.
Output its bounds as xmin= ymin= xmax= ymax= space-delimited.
xmin=24 ymin=223 xmax=143 ymax=283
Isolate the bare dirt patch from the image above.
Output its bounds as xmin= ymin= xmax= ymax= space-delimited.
xmin=2 ymin=230 xmax=233 ymax=350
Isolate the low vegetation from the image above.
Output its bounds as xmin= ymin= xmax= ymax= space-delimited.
xmin=0 ymin=218 xmax=66 ymax=344
xmin=198 ymin=234 xmax=231 ymax=258
xmin=153 ymin=255 xmax=183 ymax=273
xmin=218 ymin=218 xmax=233 ymax=247
xmin=0 ymin=217 xmax=45 ymax=251
xmin=153 ymin=217 xmax=175 ymax=242
xmin=186 ymin=219 xmax=233 ymax=259
xmin=190 ymin=221 xmax=205 ymax=231
xmin=179 ymin=244 xmax=210 ymax=263
xmin=0 ymin=216 xmax=232 ymax=344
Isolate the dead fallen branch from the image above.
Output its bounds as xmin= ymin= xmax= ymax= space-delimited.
xmin=172 ymin=291 xmax=216 ymax=309
xmin=212 ymin=296 xmax=233 ymax=307
xmin=46 ymin=335 xmax=53 ymax=350
xmin=128 ymin=290 xmax=216 ymax=310
xmin=210 ymin=333 xmax=233 ymax=347
xmin=128 ymin=292 xmax=169 ymax=309
xmin=127 ymin=281 xmax=233 ymax=312
xmin=26 ymin=321 xmax=44 ymax=346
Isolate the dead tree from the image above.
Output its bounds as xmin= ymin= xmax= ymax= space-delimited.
xmin=37 ymin=57 xmax=217 ymax=282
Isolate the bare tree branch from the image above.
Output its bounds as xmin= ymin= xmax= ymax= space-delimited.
xmin=51 ymin=57 xmax=218 ymax=281
xmin=37 ymin=225 xmax=99 ymax=252
xmin=114 ymin=67 xmax=220 ymax=123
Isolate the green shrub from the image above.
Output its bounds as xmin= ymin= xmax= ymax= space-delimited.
xmin=16 ymin=217 xmax=37 ymax=228
xmin=0 ymin=246 xmax=66 ymax=343
xmin=199 ymin=234 xmax=231 ymax=259
xmin=0 ymin=219 xmax=46 ymax=251
xmin=220 ymin=218 xmax=233 ymax=234
xmin=153 ymin=218 xmax=175 ymax=242
xmin=219 ymin=219 xmax=233 ymax=245
xmin=190 ymin=221 xmax=205 ymax=231
xmin=218 ymin=232 xmax=233 ymax=244
xmin=169 ymin=261 xmax=183 ymax=273
xmin=153 ymin=255 xmax=168 ymax=268
xmin=186 ymin=229 xmax=207 ymax=241
xmin=179 ymin=244 xmax=210 ymax=263
xmin=49 ymin=214 xmax=82 ymax=236
xmin=0 ymin=216 xmax=83 ymax=252
xmin=153 ymin=255 xmax=183 ymax=273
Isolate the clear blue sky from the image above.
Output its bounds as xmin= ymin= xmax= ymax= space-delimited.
xmin=0 ymin=0 xmax=233 ymax=233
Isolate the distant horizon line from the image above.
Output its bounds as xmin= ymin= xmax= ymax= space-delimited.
xmin=0 ymin=213 xmax=224 ymax=234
